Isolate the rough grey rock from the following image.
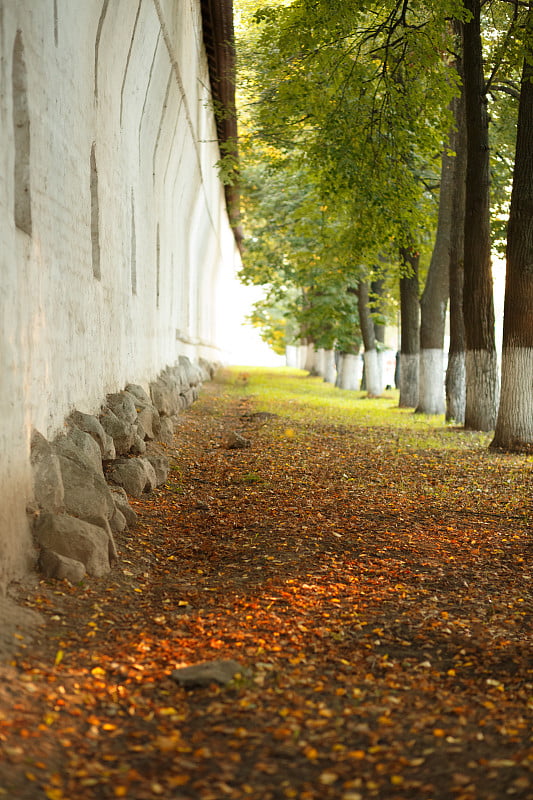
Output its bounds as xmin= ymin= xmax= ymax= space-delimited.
xmin=69 ymin=410 xmax=114 ymax=459
xmin=145 ymin=447 xmax=170 ymax=486
xmin=140 ymin=458 xmax=158 ymax=492
xmin=131 ymin=433 xmax=147 ymax=455
xmin=108 ymin=457 xmax=156 ymax=498
xmin=103 ymin=433 xmax=116 ymax=461
xmin=34 ymin=513 xmax=111 ymax=577
xmin=100 ymin=407 xmax=135 ymax=455
xmin=30 ymin=429 xmax=64 ymax=513
xmin=57 ymin=452 xmax=115 ymax=525
xmin=150 ymin=379 xmax=180 ymax=418
xmin=124 ymin=384 xmax=152 ymax=406
xmin=178 ymin=355 xmax=202 ymax=387
xmin=106 ymin=391 xmax=138 ymax=425
xmin=110 ymin=487 xmax=137 ymax=526
xmin=55 ymin=427 xmax=104 ymax=477
xmin=124 ymin=388 xmax=161 ymax=438
xmin=157 ymin=417 xmax=174 ymax=444
xmin=136 ymin=406 xmax=160 ymax=440
xmin=180 ymin=387 xmax=196 ymax=408
xmin=227 ymin=431 xmax=251 ymax=450
xmin=170 ymin=659 xmax=246 ymax=688
xmin=110 ymin=507 xmax=127 ymax=533
xmin=39 ymin=549 xmax=86 ymax=583
xmin=198 ymin=358 xmax=215 ymax=380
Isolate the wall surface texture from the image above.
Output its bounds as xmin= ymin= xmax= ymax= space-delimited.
xmin=0 ymin=0 xmax=240 ymax=590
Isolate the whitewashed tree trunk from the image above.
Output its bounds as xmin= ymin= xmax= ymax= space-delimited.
xmin=417 ymin=349 xmax=445 ymax=414
xmin=337 ymin=353 xmax=361 ymax=390
xmin=323 ymin=349 xmax=336 ymax=384
xmin=285 ymin=345 xmax=299 ymax=368
xmin=492 ymin=349 xmax=533 ymax=448
xmin=364 ymin=349 xmax=382 ymax=397
xmin=465 ymin=350 xmax=499 ymax=431
xmin=303 ymin=342 xmax=316 ymax=373
xmin=491 ymin=36 xmax=533 ymax=450
xmin=297 ymin=344 xmax=308 ymax=368
xmin=446 ymin=352 xmax=465 ymax=423
xmin=399 ymin=353 xmax=419 ymax=407
xmin=315 ymin=348 xmax=326 ymax=377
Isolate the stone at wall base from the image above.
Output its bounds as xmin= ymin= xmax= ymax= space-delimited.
xmin=31 ymin=430 xmax=65 ymax=513
xmin=34 ymin=513 xmax=111 ymax=577
xmin=110 ymin=507 xmax=127 ymax=533
xmin=99 ymin=408 xmax=135 ymax=455
xmin=69 ymin=411 xmax=114 ymax=459
xmin=39 ymin=549 xmax=86 ymax=583
xmin=56 ymin=452 xmax=115 ymax=528
xmin=108 ymin=457 xmax=157 ymax=498
xmin=110 ymin=487 xmax=137 ymax=526
xmin=157 ymin=417 xmax=174 ymax=444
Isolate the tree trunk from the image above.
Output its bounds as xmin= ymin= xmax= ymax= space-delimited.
xmin=357 ymin=280 xmax=382 ymax=396
xmin=416 ymin=144 xmax=454 ymax=415
xmin=491 ymin=24 xmax=533 ymax=452
xmin=323 ymin=349 xmax=337 ymax=384
xmin=446 ymin=46 xmax=467 ymax=424
xmin=315 ymin=348 xmax=326 ymax=377
xmin=398 ymin=248 xmax=420 ymax=407
xmin=462 ymin=0 xmax=499 ymax=430
xmin=371 ymin=278 xmax=386 ymax=392
xmin=336 ymin=352 xmax=361 ymax=390
xmin=303 ymin=340 xmax=316 ymax=373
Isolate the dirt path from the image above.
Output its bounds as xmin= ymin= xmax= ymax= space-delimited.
xmin=1 ymin=376 xmax=532 ymax=800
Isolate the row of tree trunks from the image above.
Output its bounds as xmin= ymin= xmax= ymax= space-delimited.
xmin=296 ymin=4 xmax=531 ymax=450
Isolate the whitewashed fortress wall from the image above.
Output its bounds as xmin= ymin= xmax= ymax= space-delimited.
xmin=0 ymin=0 xmax=240 ymax=589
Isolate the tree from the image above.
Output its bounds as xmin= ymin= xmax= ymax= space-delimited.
xmin=357 ymin=280 xmax=383 ymax=397
xmin=491 ymin=5 xmax=533 ymax=451
xmin=462 ymin=0 xmax=499 ymax=430
xmin=415 ymin=143 xmax=454 ymax=415
xmin=398 ymin=247 xmax=420 ymax=407
xmin=446 ymin=34 xmax=467 ymax=424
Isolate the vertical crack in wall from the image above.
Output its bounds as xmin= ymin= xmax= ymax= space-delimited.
xmin=138 ymin=28 xmax=161 ymax=168
xmin=120 ymin=0 xmax=143 ymax=126
xmin=130 ymin=188 xmax=137 ymax=295
xmin=53 ymin=0 xmax=58 ymax=46
xmin=12 ymin=30 xmax=32 ymax=236
xmin=90 ymin=143 xmax=101 ymax=280
xmin=156 ymin=224 xmax=160 ymax=308
xmin=152 ymin=68 xmax=172 ymax=184
xmin=163 ymin=98 xmax=183 ymax=187
xmin=94 ymin=0 xmax=110 ymax=104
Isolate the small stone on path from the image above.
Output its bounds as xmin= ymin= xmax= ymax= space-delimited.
xmin=170 ymin=659 xmax=246 ymax=687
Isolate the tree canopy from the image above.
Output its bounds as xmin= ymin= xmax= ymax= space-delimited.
xmin=235 ymin=0 xmax=529 ymax=440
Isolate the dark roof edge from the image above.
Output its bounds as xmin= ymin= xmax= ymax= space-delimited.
xmin=200 ymin=0 xmax=243 ymax=251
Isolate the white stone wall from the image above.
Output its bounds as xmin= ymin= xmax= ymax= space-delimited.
xmin=0 ymin=0 xmax=240 ymax=590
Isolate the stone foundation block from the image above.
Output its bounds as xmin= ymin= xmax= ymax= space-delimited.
xmin=34 ymin=513 xmax=111 ymax=577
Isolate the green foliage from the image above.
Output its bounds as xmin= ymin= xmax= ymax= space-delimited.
xmin=215 ymin=138 xmax=240 ymax=186
xmin=234 ymin=0 xmax=527 ymax=352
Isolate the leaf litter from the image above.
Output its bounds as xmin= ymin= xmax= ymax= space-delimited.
xmin=0 ymin=370 xmax=531 ymax=800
